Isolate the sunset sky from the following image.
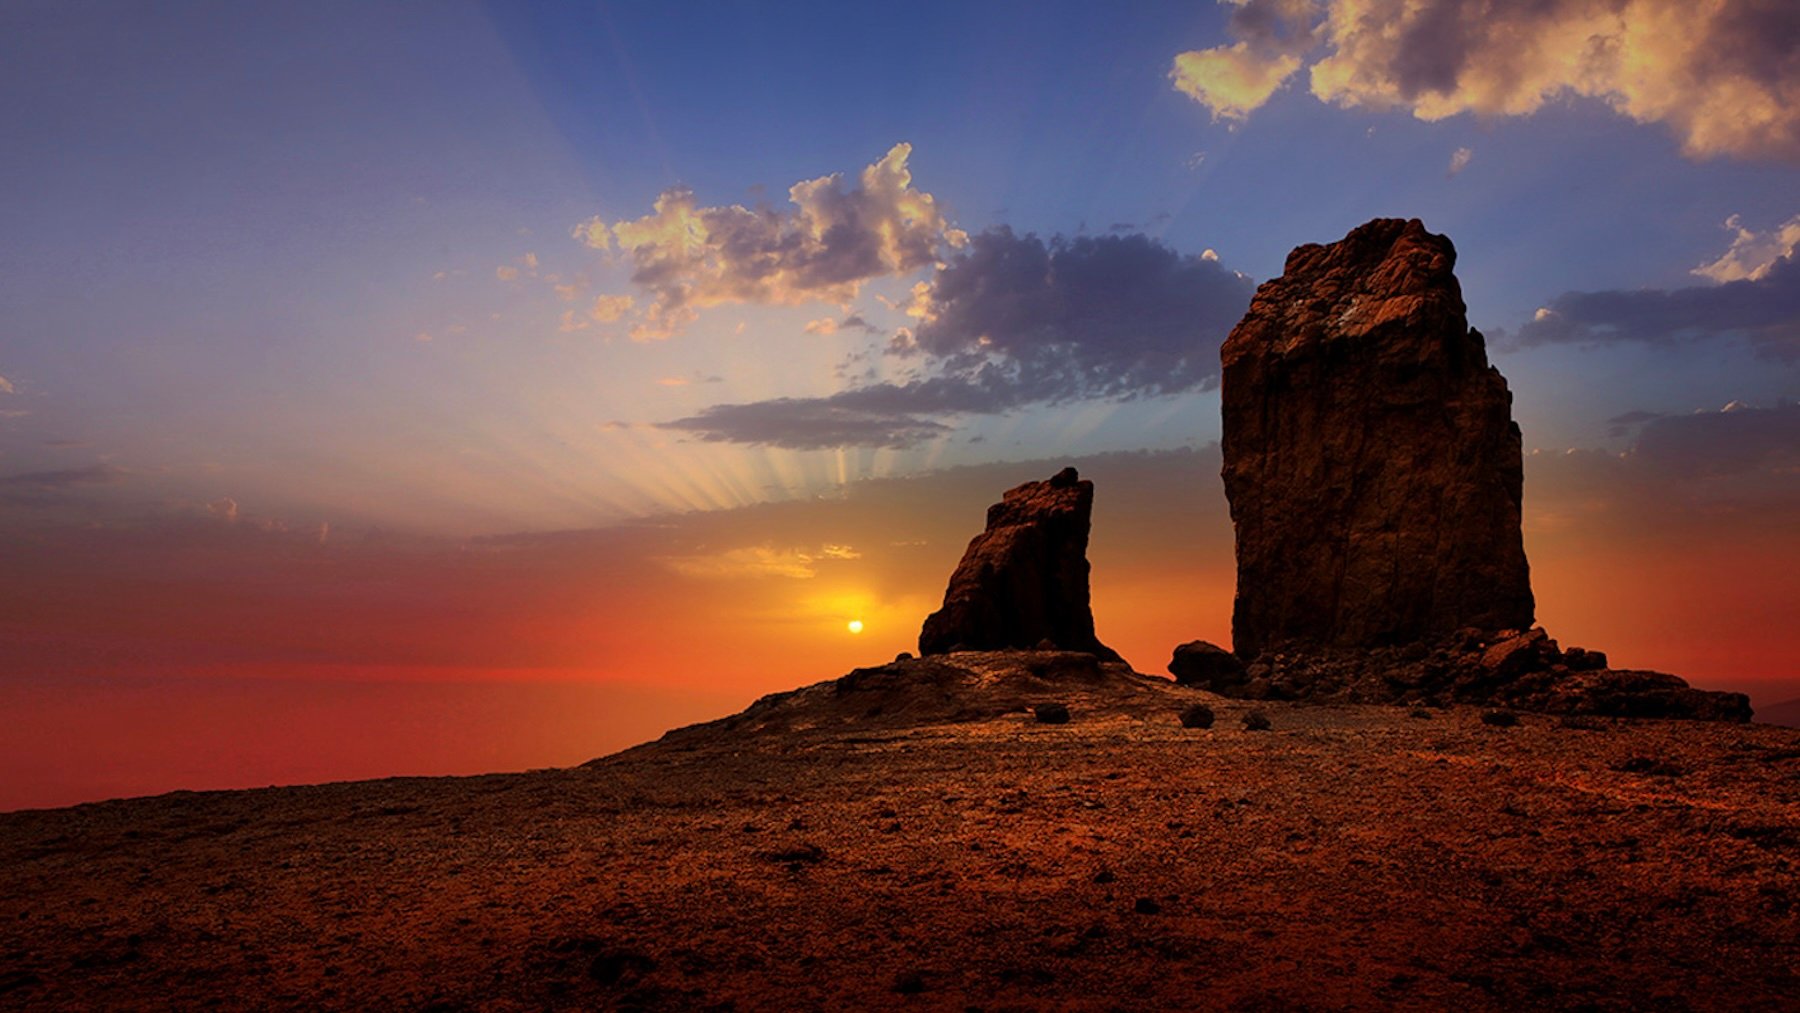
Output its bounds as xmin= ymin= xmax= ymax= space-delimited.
xmin=3 ymin=0 xmax=1797 ymax=810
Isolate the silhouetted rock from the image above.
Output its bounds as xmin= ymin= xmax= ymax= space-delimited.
xmin=1221 ymin=218 xmax=1534 ymax=657
xmin=919 ymin=467 xmax=1120 ymax=661
xmin=1168 ymin=641 xmax=1246 ymax=692
xmin=1178 ymin=704 xmax=1215 ymax=729
xmin=1480 ymin=710 xmax=1519 ymax=727
xmin=1242 ymin=710 xmax=1271 ymax=731
xmin=1034 ymin=703 xmax=1071 ymax=725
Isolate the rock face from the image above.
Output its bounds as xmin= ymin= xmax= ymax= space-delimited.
xmin=1221 ymin=218 xmax=1534 ymax=657
xmin=919 ymin=467 xmax=1121 ymax=661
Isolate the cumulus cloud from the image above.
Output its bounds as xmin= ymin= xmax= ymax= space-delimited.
xmin=587 ymin=144 xmax=965 ymax=341
xmin=658 ymin=229 xmax=1255 ymax=449
xmin=208 ymin=496 xmax=239 ymax=523
xmin=1173 ymin=0 xmax=1800 ymax=162
xmin=1694 ymin=213 xmax=1800 ymax=282
xmin=1170 ymin=0 xmax=1318 ymax=121
xmin=0 ymin=373 xmax=13 ymax=395
xmin=1448 ymin=146 xmax=1474 ymax=176
xmin=1171 ymin=44 xmax=1305 ymax=122
xmin=1516 ymin=236 xmax=1800 ymax=360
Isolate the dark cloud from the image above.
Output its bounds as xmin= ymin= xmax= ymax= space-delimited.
xmin=659 ymin=398 xmax=951 ymax=451
xmin=1515 ymin=254 xmax=1800 ymax=360
xmin=1604 ymin=410 xmax=1665 ymax=439
xmin=910 ymin=228 xmax=1254 ymax=400
xmin=0 ymin=463 xmax=125 ymax=490
xmin=1631 ymin=401 xmax=1800 ymax=479
xmin=658 ymin=228 xmax=1255 ymax=449
xmin=1529 ymin=401 xmax=1800 ymax=531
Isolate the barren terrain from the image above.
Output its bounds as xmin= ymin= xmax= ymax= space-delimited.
xmin=3 ymin=653 xmax=1797 ymax=1010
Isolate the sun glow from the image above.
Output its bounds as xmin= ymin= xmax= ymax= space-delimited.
xmin=847 ymin=620 xmax=864 ymax=634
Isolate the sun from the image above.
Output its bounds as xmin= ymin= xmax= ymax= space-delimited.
xmin=846 ymin=620 xmax=864 ymax=634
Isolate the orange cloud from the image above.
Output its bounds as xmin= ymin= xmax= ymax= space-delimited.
xmin=595 ymin=144 xmax=965 ymax=340
xmin=1174 ymin=0 xmax=1800 ymax=162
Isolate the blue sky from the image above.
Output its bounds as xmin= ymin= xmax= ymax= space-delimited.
xmin=4 ymin=2 xmax=1795 ymax=537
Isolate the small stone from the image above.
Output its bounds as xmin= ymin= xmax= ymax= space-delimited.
xmin=1617 ymin=756 xmax=1684 ymax=777
xmin=1480 ymin=709 xmax=1518 ymax=727
xmin=1093 ymin=869 xmax=1116 ymax=884
xmin=893 ymin=970 xmax=927 ymax=995
xmin=894 ymin=651 xmax=914 ymax=662
xmin=1179 ymin=704 xmax=1215 ymax=729
xmin=588 ymin=948 xmax=657 ymax=988
xmin=1408 ymin=708 xmax=1433 ymax=719
xmin=1035 ymin=638 xmax=1058 ymax=650
xmin=1133 ymin=897 xmax=1161 ymax=915
xmin=1241 ymin=710 xmax=1271 ymax=731
xmin=1034 ymin=703 xmax=1071 ymax=725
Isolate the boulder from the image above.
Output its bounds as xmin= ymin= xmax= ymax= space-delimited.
xmin=1168 ymin=640 xmax=1248 ymax=692
xmin=919 ymin=467 xmax=1121 ymax=660
xmin=1178 ymin=704 xmax=1216 ymax=729
xmin=1220 ymin=218 xmax=1534 ymax=657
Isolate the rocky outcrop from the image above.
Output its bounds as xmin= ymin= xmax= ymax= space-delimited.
xmin=1221 ymin=218 xmax=1534 ymax=657
xmin=919 ymin=467 xmax=1121 ymax=661
xmin=1197 ymin=626 xmax=1751 ymax=722
xmin=1196 ymin=218 xmax=1749 ymax=722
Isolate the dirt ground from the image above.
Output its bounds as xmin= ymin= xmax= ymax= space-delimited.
xmin=3 ymin=653 xmax=1798 ymax=1011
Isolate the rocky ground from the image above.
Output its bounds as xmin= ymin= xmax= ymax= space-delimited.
xmin=3 ymin=652 xmax=1798 ymax=1011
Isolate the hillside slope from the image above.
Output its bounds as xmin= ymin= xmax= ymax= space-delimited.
xmin=2 ymin=653 xmax=1797 ymax=1010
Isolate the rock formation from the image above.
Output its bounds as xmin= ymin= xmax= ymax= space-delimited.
xmin=1192 ymin=218 xmax=1750 ymax=722
xmin=919 ymin=467 xmax=1121 ymax=661
xmin=1221 ymin=217 xmax=1534 ymax=656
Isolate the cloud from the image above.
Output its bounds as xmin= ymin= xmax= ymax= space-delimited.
xmin=1173 ymin=0 xmax=1800 ymax=162
xmin=1171 ymin=43 xmax=1304 ymax=122
xmin=658 ymin=542 xmax=860 ymax=580
xmin=1529 ymin=401 xmax=1800 ymax=536
xmin=1448 ymin=146 xmax=1473 ymax=176
xmin=559 ymin=293 xmax=637 ymax=333
xmin=655 ymin=228 xmax=1255 ymax=449
xmin=659 ymin=389 xmax=958 ymax=450
xmin=208 ymin=497 xmax=239 ymax=522
xmin=570 ymin=216 xmax=613 ymax=251
xmin=0 ymin=463 xmax=125 ymax=489
xmin=590 ymin=144 xmax=966 ymax=340
xmin=1694 ymin=213 xmax=1800 ymax=282
xmin=906 ymin=227 xmax=1256 ymax=400
xmin=496 ymin=265 xmax=520 ymax=282
xmin=1515 ymin=238 xmax=1800 ymax=360
xmin=803 ymin=317 xmax=839 ymax=336
xmin=1168 ymin=0 xmax=1321 ymax=121
xmin=0 ymin=373 xmax=13 ymax=395
xmin=1628 ymin=400 xmax=1800 ymax=480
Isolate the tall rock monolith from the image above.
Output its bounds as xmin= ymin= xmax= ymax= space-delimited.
xmin=919 ymin=467 xmax=1121 ymax=661
xmin=1221 ymin=218 xmax=1535 ymax=658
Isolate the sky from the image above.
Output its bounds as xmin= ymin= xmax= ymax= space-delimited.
xmin=2 ymin=0 xmax=1797 ymax=810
